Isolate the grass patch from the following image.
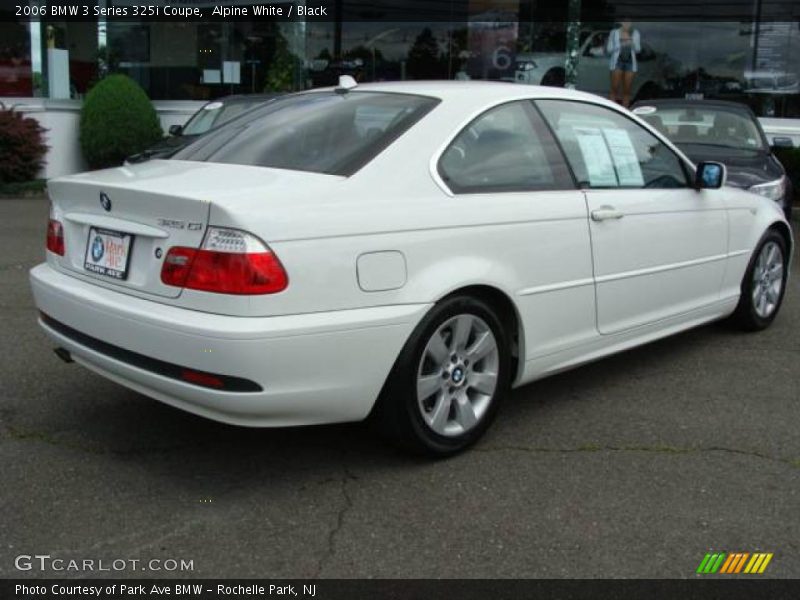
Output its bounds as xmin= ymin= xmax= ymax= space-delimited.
xmin=0 ymin=178 xmax=47 ymax=197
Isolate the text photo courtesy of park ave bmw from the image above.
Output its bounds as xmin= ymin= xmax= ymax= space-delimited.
xmin=1 ymin=0 xmax=800 ymax=597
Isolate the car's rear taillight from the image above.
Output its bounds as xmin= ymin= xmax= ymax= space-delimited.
xmin=160 ymin=227 xmax=288 ymax=295
xmin=46 ymin=219 xmax=65 ymax=256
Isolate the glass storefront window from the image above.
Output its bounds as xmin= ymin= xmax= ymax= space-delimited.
xmin=0 ymin=13 xmax=33 ymax=97
xmin=103 ymin=15 xmax=305 ymax=100
xmin=2 ymin=2 xmax=798 ymax=119
xmin=510 ymin=19 xmax=800 ymax=118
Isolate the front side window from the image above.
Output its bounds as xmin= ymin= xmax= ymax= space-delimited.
xmin=536 ymin=100 xmax=690 ymax=189
xmin=172 ymin=92 xmax=439 ymax=176
xmin=438 ymin=101 xmax=574 ymax=193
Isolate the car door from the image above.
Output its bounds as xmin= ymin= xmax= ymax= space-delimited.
xmin=536 ymin=99 xmax=728 ymax=335
xmin=436 ymin=100 xmax=597 ymax=359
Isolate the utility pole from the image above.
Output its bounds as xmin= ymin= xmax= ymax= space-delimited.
xmin=564 ymin=0 xmax=581 ymax=89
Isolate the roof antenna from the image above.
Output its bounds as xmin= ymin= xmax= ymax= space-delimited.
xmin=335 ymin=75 xmax=358 ymax=94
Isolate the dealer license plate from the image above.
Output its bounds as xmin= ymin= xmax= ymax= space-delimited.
xmin=84 ymin=227 xmax=133 ymax=280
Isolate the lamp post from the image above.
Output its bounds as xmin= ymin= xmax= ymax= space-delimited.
xmin=565 ymin=0 xmax=581 ymax=89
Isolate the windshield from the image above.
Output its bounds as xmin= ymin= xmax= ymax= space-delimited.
xmin=171 ymin=91 xmax=439 ymax=176
xmin=637 ymin=105 xmax=766 ymax=152
xmin=182 ymin=99 xmax=270 ymax=136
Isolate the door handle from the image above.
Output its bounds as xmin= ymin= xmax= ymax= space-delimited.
xmin=591 ymin=206 xmax=624 ymax=222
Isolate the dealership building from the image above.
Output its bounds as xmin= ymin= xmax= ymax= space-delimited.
xmin=1 ymin=0 xmax=799 ymax=177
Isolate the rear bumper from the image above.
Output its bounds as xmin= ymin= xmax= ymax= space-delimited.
xmin=30 ymin=263 xmax=430 ymax=427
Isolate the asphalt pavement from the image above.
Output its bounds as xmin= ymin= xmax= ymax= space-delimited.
xmin=1 ymin=196 xmax=798 ymax=579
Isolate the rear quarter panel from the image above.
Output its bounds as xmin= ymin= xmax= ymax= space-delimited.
xmin=207 ymin=92 xmax=597 ymax=368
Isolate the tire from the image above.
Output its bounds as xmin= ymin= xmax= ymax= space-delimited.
xmin=633 ymin=81 xmax=661 ymax=102
xmin=541 ymin=68 xmax=565 ymax=88
xmin=730 ymin=229 xmax=789 ymax=331
xmin=371 ymin=295 xmax=512 ymax=456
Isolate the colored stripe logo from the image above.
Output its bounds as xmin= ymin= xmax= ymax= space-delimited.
xmin=696 ymin=552 xmax=773 ymax=574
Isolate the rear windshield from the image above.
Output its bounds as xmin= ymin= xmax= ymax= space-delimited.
xmin=171 ymin=91 xmax=439 ymax=176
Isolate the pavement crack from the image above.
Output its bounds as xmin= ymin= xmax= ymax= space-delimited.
xmin=314 ymin=466 xmax=356 ymax=577
xmin=476 ymin=443 xmax=800 ymax=468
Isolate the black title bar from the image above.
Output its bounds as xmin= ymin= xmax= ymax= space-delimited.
xmin=4 ymin=579 xmax=800 ymax=600
xmin=1 ymin=0 xmax=799 ymax=23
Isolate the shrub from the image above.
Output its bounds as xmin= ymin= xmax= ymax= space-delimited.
xmin=773 ymin=146 xmax=800 ymax=202
xmin=80 ymin=74 xmax=162 ymax=169
xmin=0 ymin=108 xmax=48 ymax=183
xmin=0 ymin=179 xmax=46 ymax=197
xmin=773 ymin=146 xmax=800 ymax=179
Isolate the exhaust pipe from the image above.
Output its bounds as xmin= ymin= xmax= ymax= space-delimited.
xmin=54 ymin=347 xmax=73 ymax=364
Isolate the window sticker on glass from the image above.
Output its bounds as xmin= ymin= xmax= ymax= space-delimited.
xmin=574 ymin=127 xmax=617 ymax=187
xmin=602 ymin=128 xmax=644 ymax=186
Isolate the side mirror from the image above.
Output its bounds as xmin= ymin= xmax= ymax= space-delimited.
xmin=168 ymin=124 xmax=183 ymax=136
xmin=695 ymin=161 xmax=726 ymax=190
xmin=771 ymin=136 xmax=793 ymax=148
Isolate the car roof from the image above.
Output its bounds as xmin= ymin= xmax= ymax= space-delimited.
xmin=210 ymin=93 xmax=283 ymax=105
xmin=311 ymin=80 xmax=621 ymax=109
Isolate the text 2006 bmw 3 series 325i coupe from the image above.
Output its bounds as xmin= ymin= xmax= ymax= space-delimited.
xmin=31 ymin=80 xmax=792 ymax=455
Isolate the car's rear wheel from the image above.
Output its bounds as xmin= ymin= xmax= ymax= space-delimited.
xmin=541 ymin=68 xmax=565 ymax=88
xmin=730 ymin=230 xmax=788 ymax=331
xmin=372 ymin=295 xmax=512 ymax=456
xmin=633 ymin=81 xmax=661 ymax=102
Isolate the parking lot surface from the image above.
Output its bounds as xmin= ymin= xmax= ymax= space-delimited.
xmin=1 ymin=197 xmax=798 ymax=578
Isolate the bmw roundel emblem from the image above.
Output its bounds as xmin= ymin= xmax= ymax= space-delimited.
xmin=99 ymin=192 xmax=111 ymax=212
xmin=91 ymin=236 xmax=105 ymax=262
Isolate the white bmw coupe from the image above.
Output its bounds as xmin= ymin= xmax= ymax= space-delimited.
xmin=31 ymin=81 xmax=792 ymax=455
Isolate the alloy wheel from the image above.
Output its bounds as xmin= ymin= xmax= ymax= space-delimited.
xmin=416 ymin=314 xmax=500 ymax=437
xmin=752 ymin=240 xmax=784 ymax=319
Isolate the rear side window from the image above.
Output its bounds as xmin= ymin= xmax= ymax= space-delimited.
xmin=172 ymin=92 xmax=439 ymax=176
xmin=438 ymin=100 xmax=574 ymax=193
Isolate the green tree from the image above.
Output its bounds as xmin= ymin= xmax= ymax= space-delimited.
xmin=264 ymin=31 xmax=301 ymax=92
xmin=344 ymin=45 xmax=384 ymax=64
xmin=406 ymin=28 xmax=444 ymax=80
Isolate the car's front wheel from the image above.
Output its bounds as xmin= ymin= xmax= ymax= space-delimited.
xmin=541 ymin=68 xmax=566 ymax=88
xmin=372 ymin=295 xmax=512 ymax=456
xmin=731 ymin=230 xmax=788 ymax=330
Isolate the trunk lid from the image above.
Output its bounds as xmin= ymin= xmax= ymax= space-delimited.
xmin=49 ymin=161 xmax=212 ymax=298
xmin=48 ymin=160 xmax=344 ymax=300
